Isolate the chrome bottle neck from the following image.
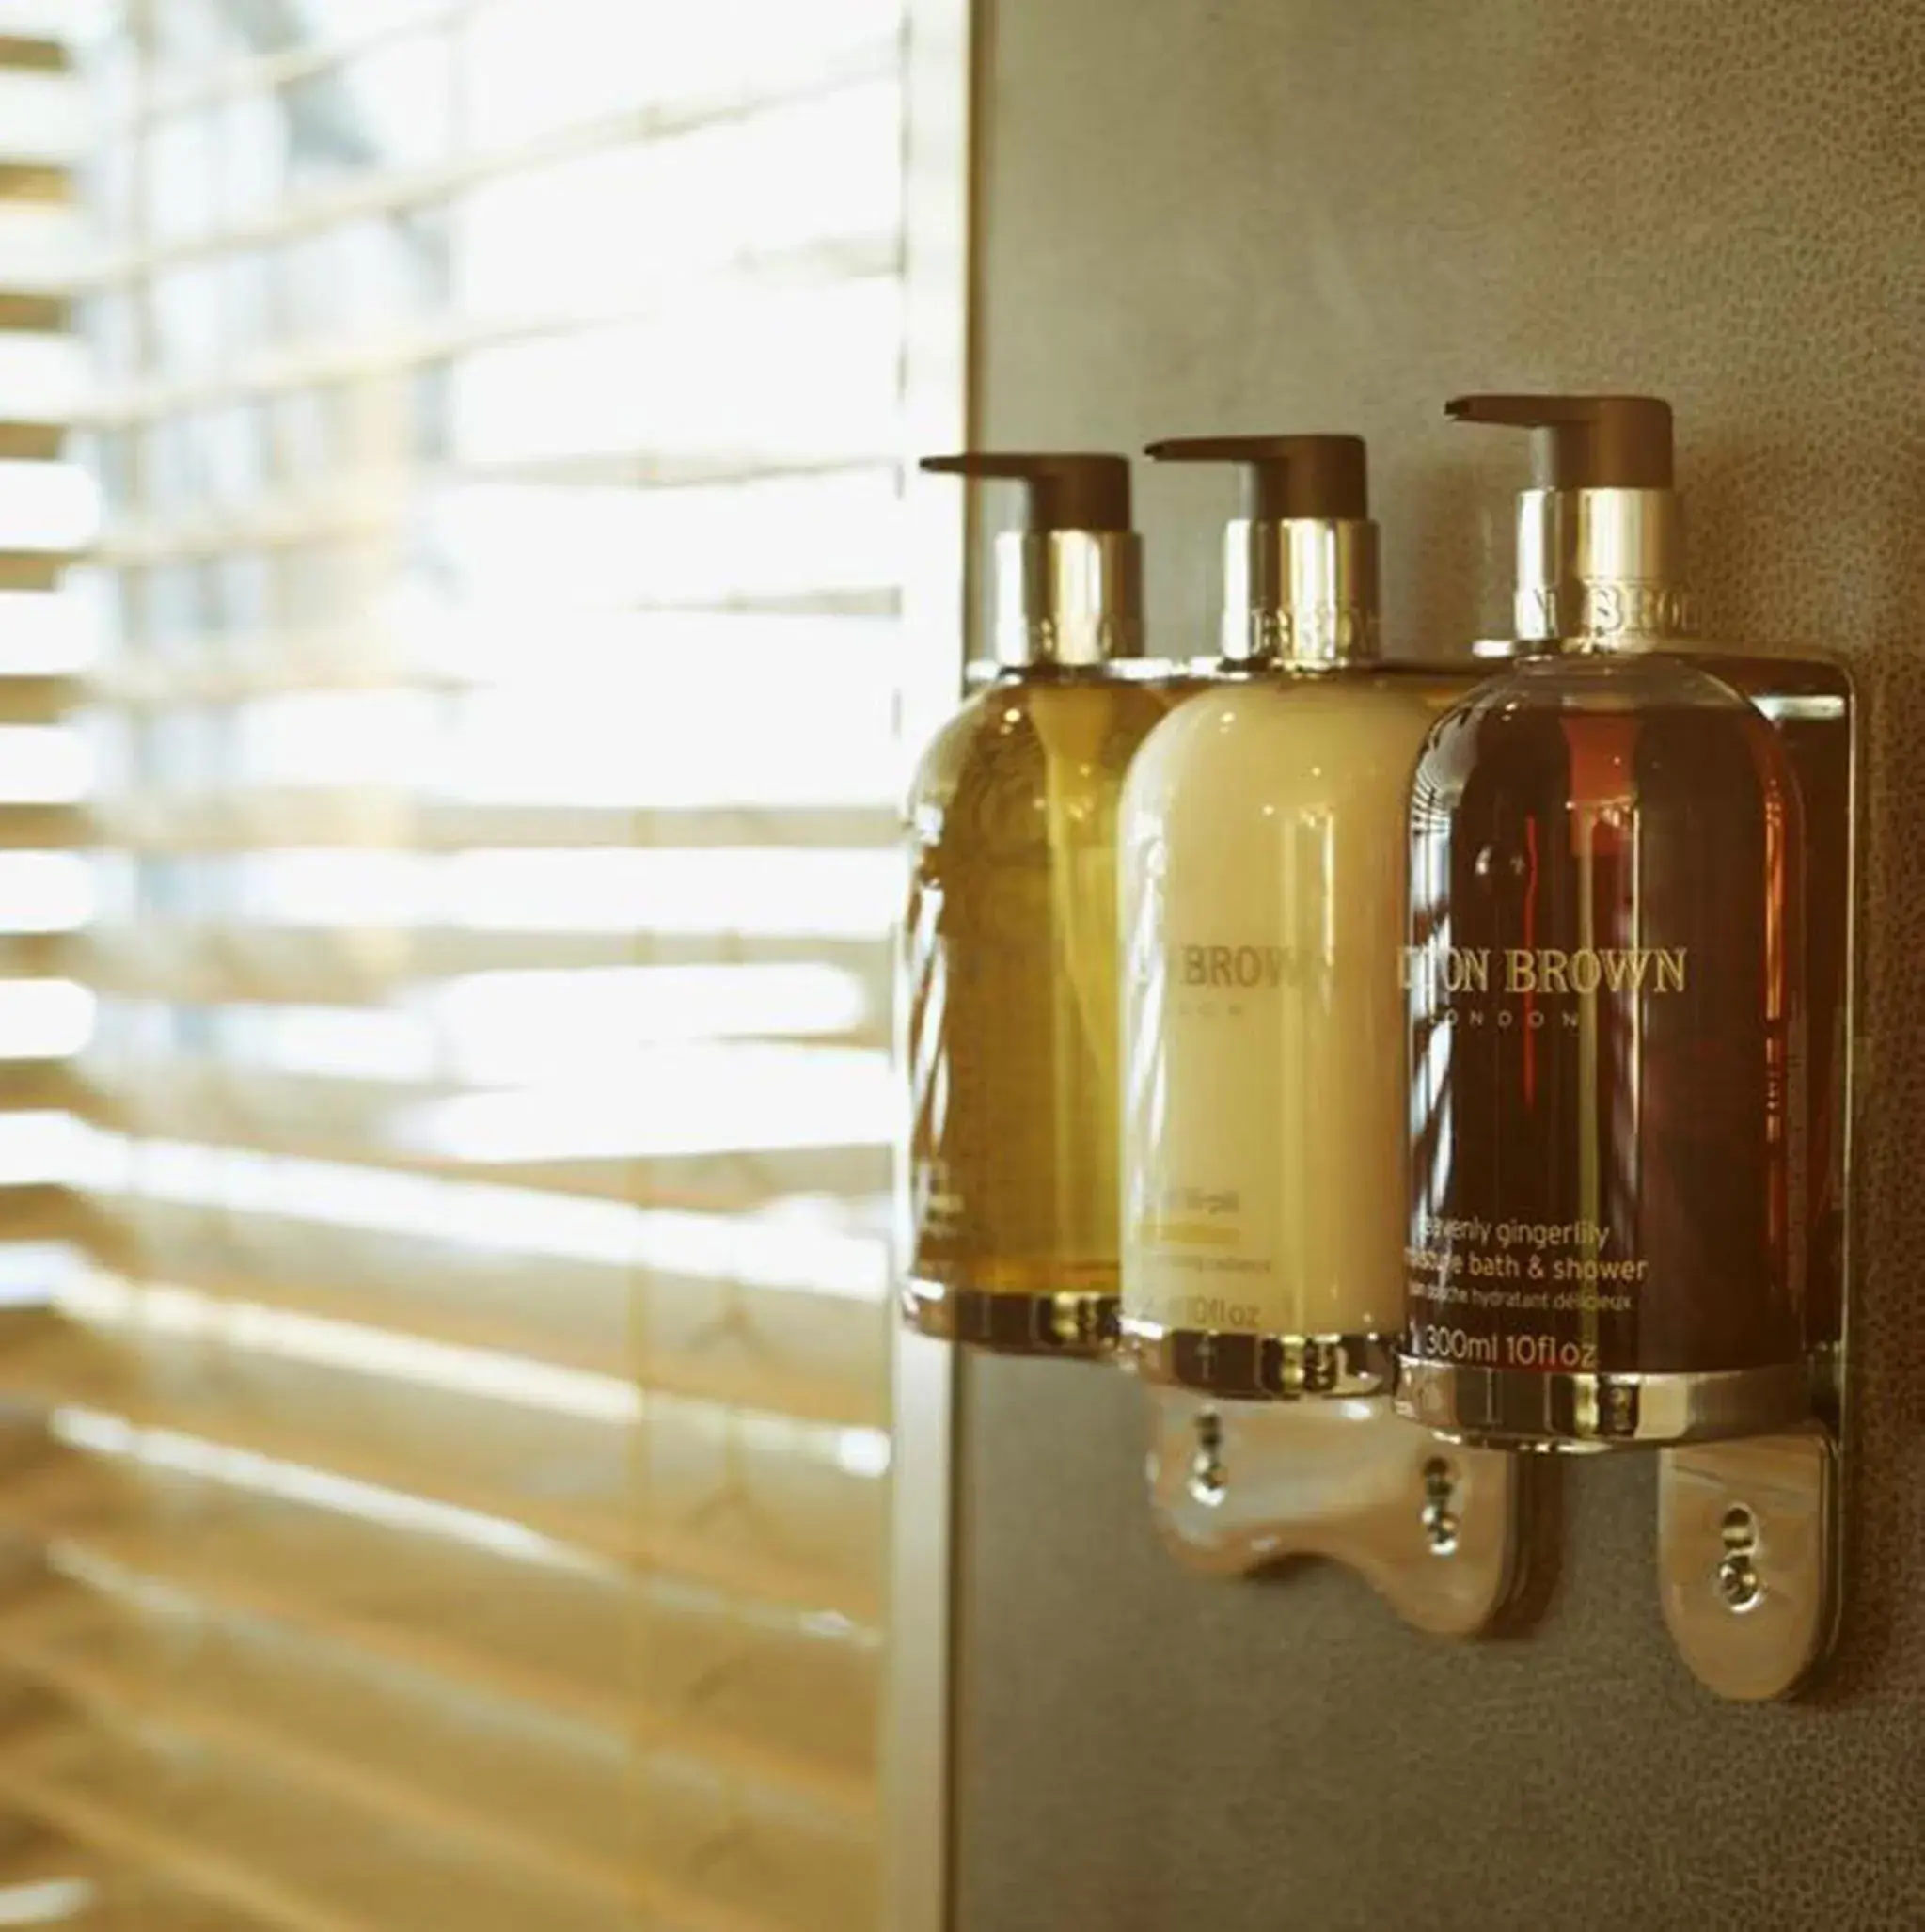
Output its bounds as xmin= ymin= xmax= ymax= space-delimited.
xmin=1514 ymin=486 xmax=1693 ymax=650
xmin=993 ymin=529 xmax=1144 ymax=668
xmin=1219 ymin=517 xmax=1381 ymax=667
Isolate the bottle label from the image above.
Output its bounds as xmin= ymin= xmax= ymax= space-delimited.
xmin=1120 ymin=926 xmax=1295 ymax=1336
xmin=1401 ymin=945 xmax=1689 ymax=998
xmin=1403 ymin=1213 xmax=1641 ymax=1373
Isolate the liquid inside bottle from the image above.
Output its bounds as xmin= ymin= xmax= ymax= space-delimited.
xmin=1399 ymin=652 xmax=1808 ymax=1448
xmin=900 ymin=668 xmax=1170 ymax=1353
xmin=1119 ymin=666 xmax=1459 ymax=1399
xmin=1691 ymin=650 xmax=1853 ymax=1367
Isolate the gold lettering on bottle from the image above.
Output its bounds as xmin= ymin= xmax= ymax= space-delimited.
xmin=1599 ymin=951 xmax=1644 ymax=991
xmin=1410 ymin=943 xmax=1689 ymax=999
xmin=1175 ymin=942 xmax=1296 ymax=990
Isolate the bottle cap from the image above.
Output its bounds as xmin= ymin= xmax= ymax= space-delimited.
xmin=1145 ymin=435 xmax=1379 ymax=666
xmin=921 ymin=452 xmax=1143 ymax=667
xmin=1446 ymin=394 xmax=1691 ymax=647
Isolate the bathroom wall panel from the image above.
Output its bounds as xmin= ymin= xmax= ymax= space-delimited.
xmin=957 ymin=4 xmax=1925 ymax=1925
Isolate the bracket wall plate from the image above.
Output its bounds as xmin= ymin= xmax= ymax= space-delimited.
xmin=1658 ymin=1416 xmax=1839 ymax=1700
xmin=1145 ymin=1388 xmax=1532 ymax=1637
xmin=1113 ymin=661 xmax=1854 ymax=1688
xmin=1650 ymin=657 xmax=1856 ymax=1701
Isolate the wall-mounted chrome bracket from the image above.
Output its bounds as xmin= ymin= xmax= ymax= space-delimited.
xmin=1657 ymin=1409 xmax=1840 ymax=1701
xmin=1654 ymin=656 xmax=1855 ymax=1702
xmin=1145 ymin=1388 xmax=1531 ymax=1637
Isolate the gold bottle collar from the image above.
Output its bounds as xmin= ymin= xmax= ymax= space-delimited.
xmin=992 ymin=529 xmax=1144 ymax=668
xmin=1514 ymin=486 xmax=1694 ymax=649
xmin=1219 ymin=517 xmax=1381 ymax=668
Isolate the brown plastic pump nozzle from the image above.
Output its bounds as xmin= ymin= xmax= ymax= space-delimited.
xmin=1144 ymin=434 xmax=1378 ymax=666
xmin=1444 ymin=394 xmax=1673 ymax=489
xmin=1445 ymin=393 xmax=1689 ymax=648
xmin=920 ymin=451 xmax=1132 ymax=532
xmin=1144 ymin=434 xmax=1369 ymax=520
xmin=921 ymin=451 xmax=1142 ymax=666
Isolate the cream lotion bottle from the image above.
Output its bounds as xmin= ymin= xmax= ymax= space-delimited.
xmin=1119 ymin=435 xmax=1448 ymax=1400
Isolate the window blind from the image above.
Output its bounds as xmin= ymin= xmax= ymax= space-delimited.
xmin=0 ymin=3 xmax=908 ymax=1926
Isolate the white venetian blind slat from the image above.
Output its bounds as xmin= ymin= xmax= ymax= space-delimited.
xmin=87 ymin=61 xmax=901 ymax=293
xmin=0 ymin=1574 xmax=876 ymax=1924
xmin=0 ymin=677 xmax=77 ymax=721
xmin=0 ymin=1453 xmax=880 ymax=1798
xmin=63 ymin=1104 xmax=889 ymax=1220
xmin=71 ymin=1200 xmax=890 ymax=1426
xmin=0 ymin=812 xmax=80 ymax=850
xmin=0 ymin=0 xmax=911 ymax=1924
xmin=85 ymin=802 xmax=899 ymax=851
xmin=73 ymin=916 xmax=886 ymax=972
xmin=0 ymin=1294 xmax=885 ymax=1602
xmin=81 ymin=240 xmax=902 ymax=438
xmin=0 ymin=1695 xmax=872 ymax=1932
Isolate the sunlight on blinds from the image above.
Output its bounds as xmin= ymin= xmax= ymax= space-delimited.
xmin=0 ymin=2 xmax=910 ymax=1926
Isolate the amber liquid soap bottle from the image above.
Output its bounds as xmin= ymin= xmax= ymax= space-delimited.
xmin=900 ymin=452 xmax=1171 ymax=1354
xmin=1118 ymin=436 xmax=1454 ymax=1400
xmin=1396 ymin=395 xmax=1808 ymax=1449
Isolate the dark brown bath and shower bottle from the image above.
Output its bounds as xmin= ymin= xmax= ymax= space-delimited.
xmin=1396 ymin=395 xmax=1809 ymax=1449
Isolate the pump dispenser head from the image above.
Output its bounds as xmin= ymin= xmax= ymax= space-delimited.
xmin=1446 ymin=393 xmax=1690 ymax=648
xmin=1146 ymin=435 xmax=1379 ymax=666
xmin=921 ymin=451 xmax=1143 ymax=668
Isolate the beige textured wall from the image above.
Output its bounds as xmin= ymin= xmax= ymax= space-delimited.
xmin=956 ymin=4 xmax=1925 ymax=1927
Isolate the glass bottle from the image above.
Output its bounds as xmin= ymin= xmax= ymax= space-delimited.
xmin=1397 ymin=395 xmax=1809 ymax=1449
xmin=1118 ymin=435 xmax=1471 ymax=1400
xmin=901 ymin=453 xmax=1172 ymax=1354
